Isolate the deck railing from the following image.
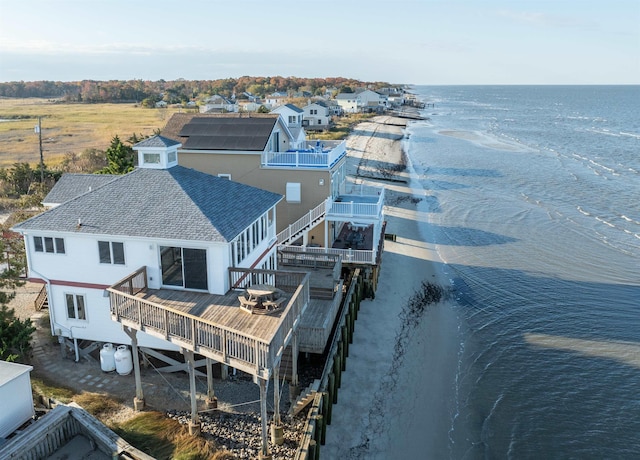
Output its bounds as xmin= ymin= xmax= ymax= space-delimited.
xmin=276 ymin=200 xmax=326 ymax=245
xmin=278 ymin=250 xmax=342 ymax=281
xmin=108 ymin=267 xmax=310 ymax=379
xmin=327 ymin=186 xmax=385 ymax=220
xmin=280 ymin=245 xmax=377 ymax=265
xmin=262 ymin=140 xmax=346 ymax=169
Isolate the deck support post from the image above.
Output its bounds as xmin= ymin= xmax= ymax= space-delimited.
xmin=290 ymin=332 xmax=300 ymax=401
xmin=183 ymin=349 xmax=201 ymax=436
xmin=271 ymin=365 xmax=284 ymax=446
xmin=258 ymin=378 xmax=272 ymax=459
xmin=205 ymin=358 xmax=217 ymax=410
xmin=324 ymin=218 xmax=329 ymax=248
xmin=124 ymin=327 xmax=145 ymax=411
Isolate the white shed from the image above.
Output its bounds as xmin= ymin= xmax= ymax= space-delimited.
xmin=0 ymin=361 xmax=34 ymax=438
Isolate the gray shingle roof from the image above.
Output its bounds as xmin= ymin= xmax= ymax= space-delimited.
xmin=43 ymin=174 xmax=119 ymax=205
xmin=15 ymin=166 xmax=282 ymax=243
xmin=133 ymin=135 xmax=181 ymax=148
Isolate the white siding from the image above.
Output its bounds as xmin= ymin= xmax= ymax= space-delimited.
xmin=0 ymin=362 xmax=34 ymax=438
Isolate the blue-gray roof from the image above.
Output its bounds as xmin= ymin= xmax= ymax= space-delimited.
xmin=15 ymin=166 xmax=282 ymax=243
xmin=282 ymin=104 xmax=303 ymax=113
xmin=43 ymin=174 xmax=119 ymax=205
xmin=133 ymin=135 xmax=181 ymax=148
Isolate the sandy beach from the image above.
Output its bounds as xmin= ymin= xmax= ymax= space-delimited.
xmin=323 ymin=115 xmax=461 ymax=459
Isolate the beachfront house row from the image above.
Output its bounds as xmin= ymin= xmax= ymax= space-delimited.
xmin=162 ymin=112 xmax=386 ymax=265
xmin=303 ymin=101 xmax=333 ymax=131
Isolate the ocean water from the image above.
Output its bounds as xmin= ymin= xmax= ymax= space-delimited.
xmin=405 ymin=86 xmax=640 ymax=459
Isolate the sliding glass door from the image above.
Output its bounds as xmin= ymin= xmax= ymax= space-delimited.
xmin=160 ymin=246 xmax=208 ymax=290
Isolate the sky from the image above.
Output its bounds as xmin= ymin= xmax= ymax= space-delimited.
xmin=0 ymin=0 xmax=639 ymax=85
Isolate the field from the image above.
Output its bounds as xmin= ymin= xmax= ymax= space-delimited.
xmin=0 ymin=98 xmax=188 ymax=168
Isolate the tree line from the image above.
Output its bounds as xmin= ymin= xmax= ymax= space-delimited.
xmin=0 ymin=76 xmax=390 ymax=104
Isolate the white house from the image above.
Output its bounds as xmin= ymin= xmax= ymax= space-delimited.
xmin=303 ymin=101 xmax=332 ymax=131
xmin=12 ymin=136 xmax=283 ymax=356
xmin=335 ymin=93 xmax=359 ymax=113
xmin=200 ymin=95 xmax=238 ymax=113
xmin=271 ymin=104 xmax=306 ymax=148
xmin=264 ymin=92 xmax=288 ymax=109
xmin=0 ymin=361 xmax=34 ymax=438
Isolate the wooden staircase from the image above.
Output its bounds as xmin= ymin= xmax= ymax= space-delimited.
xmin=290 ymin=379 xmax=320 ymax=416
xmin=34 ymin=285 xmax=48 ymax=311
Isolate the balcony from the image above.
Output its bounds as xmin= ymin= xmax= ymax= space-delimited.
xmin=261 ymin=140 xmax=346 ymax=169
xmin=326 ymin=184 xmax=385 ymax=222
xmin=108 ymin=266 xmax=310 ymax=380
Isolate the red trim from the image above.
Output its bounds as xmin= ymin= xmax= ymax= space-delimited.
xmin=232 ymin=239 xmax=278 ymax=289
xmin=249 ymin=240 xmax=277 ymax=269
xmin=28 ymin=277 xmax=109 ymax=290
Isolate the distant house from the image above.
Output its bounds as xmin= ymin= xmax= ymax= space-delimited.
xmin=271 ymin=104 xmax=305 ymax=148
xmin=303 ymin=101 xmax=332 ymax=131
xmin=355 ymin=89 xmax=388 ymax=112
xmin=335 ymin=93 xmax=359 ymax=113
xmin=238 ymin=101 xmax=263 ymax=112
xmin=155 ymin=100 xmax=168 ymax=108
xmin=335 ymin=89 xmax=387 ymax=113
xmin=200 ymin=94 xmax=238 ymax=113
xmin=264 ymin=92 xmax=288 ymax=109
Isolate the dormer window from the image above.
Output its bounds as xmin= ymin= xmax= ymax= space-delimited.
xmin=133 ymin=135 xmax=182 ymax=170
xmin=143 ymin=153 xmax=161 ymax=164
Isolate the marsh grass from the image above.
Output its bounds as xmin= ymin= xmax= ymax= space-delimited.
xmin=29 ymin=375 xmax=226 ymax=459
xmin=0 ymin=98 xmax=186 ymax=167
xmin=112 ymin=411 xmax=231 ymax=460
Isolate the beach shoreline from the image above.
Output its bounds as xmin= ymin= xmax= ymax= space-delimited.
xmin=324 ymin=115 xmax=461 ymax=459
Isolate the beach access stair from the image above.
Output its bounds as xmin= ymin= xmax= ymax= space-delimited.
xmin=291 ymin=379 xmax=321 ymax=416
xmin=35 ymin=284 xmax=48 ymax=311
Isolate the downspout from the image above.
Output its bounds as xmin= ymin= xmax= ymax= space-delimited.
xmin=29 ymin=268 xmax=55 ymax=335
xmin=29 ymin=267 xmax=82 ymax=362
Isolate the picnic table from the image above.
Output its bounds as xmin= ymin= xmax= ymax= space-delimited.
xmin=240 ymin=284 xmax=285 ymax=313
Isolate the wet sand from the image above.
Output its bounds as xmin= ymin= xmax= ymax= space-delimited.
xmin=323 ymin=116 xmax=461 ymax=459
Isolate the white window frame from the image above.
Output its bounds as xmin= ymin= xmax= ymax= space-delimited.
xmin=143 ymin=153 xmax=161 ymax=164
xmin=33 ymin=236 xmax=65 ymax=254
xmin=65 ymin=293 xmax=87 ymax=320
xmin=218 ymin=173 xmax=232 ymax=180
xmin=98 ymin=241 xmax=125 ymax=265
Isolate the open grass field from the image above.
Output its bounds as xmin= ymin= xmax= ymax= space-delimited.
xmin=0 ymin=98 xmax=189 ymax=168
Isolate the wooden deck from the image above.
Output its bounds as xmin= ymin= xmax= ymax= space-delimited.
xmin=278 ymin=250 xmax=344 ymax=353
xmin=136 ymin=288 xmax=288 ymax=342
xmin=109 ymin=267 xmax=310 ymax=380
